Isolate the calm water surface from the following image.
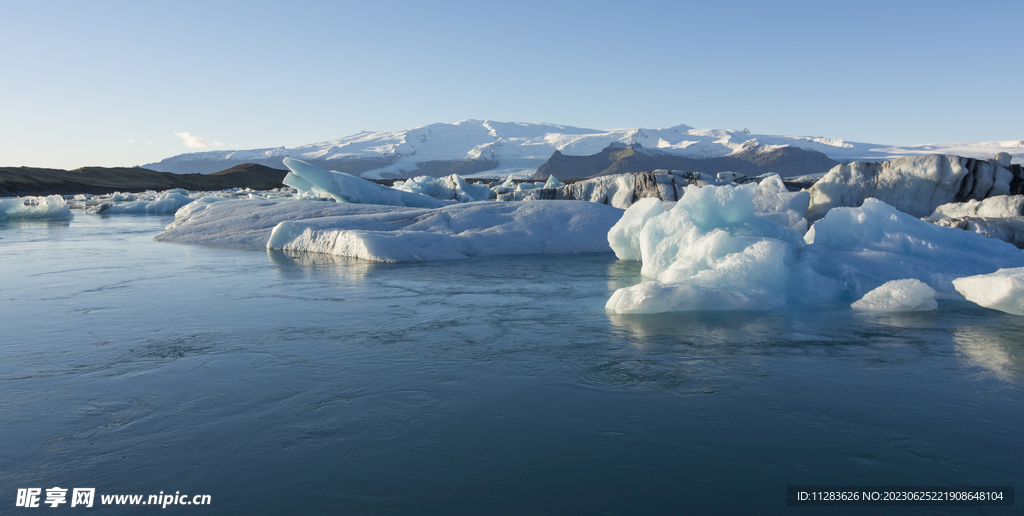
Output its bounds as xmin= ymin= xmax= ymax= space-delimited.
xmin=1 ymin=215 xmax=1022 ymax=514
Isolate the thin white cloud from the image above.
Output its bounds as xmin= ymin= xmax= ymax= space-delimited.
xmin=175 ymin=131 xmax=224 ymax=149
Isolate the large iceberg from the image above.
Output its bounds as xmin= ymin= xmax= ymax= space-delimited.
xmin=0 ymin=195 xmax=73 ymax=221
xmin=805 ymin=198 xmax=1024 ymax=295
xmin=606 ymin=182 xmax=1024 ymax=314
xmin=928 ymin=195 xmax=1024 ymax=220
xmin=282 ymin=157 xmax=450 ymax=208
xmin=807 ymin=155 xmax=1022 ymax=219
xmin=606 ymin=183 xmax=831 ymax=313
xmin=926 ymin=195 xmax=1024 ymax=248
xmin=953 ymin=268 xmax=1024 ymax=316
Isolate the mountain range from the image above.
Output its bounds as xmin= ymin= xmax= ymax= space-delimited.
xmin=143 ymin=120 xmax=1023 ymax=179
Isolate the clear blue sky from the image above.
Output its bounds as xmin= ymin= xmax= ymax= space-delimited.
xmin=1 ymin=0 xmax=1021 ymax=169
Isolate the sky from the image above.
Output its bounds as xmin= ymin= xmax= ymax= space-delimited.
xmin=1 ymin=0 xmax=1021 ymax=169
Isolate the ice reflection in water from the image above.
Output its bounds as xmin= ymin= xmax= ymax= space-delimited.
xmin=955 ymin=325 xmax=1024 ymax=382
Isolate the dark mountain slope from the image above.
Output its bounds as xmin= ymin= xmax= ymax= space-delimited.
xmin=0 ymin=164 xmax=288 ymax=196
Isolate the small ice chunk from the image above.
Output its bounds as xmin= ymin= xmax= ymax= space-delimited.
xmin=605 ymin=281 xmax=773 ymax=313
xmin=543 ymin=175 xmax=564 ymax=188
xmin=953 ymin=268 xmax=1024 ymax=316
xmin=0 ymin=195 xmax=73 ymax=221
xmin=851 ymin=279 xmax=938 ymax=311
xmin=89 ymin=192 xmax=193 ymax=214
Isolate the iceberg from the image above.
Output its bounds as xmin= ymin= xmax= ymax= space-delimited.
xmin=933 ymin=216 xmax=1024 ymax=249
xmin=953 ymin=268 xmax=1024 ymax=316
xmin=156 ymin=197 xmax=622 ymax=262
xmin=605 ymin=183 xmax=829 ymax=313
xmin=282 ymin=158 xmax=450 ymax=208
xmin=808 ymin=155 xmax=1022 ymax=219
xmin=928 ymin=195 xmax=1024 ymax=220
xmin=0 ymin=195 xmax=73 ymax=221
xmin=393 ymin=174 xmax=495 ymax=202
xmin=500 ymin=170 xmax=718 ymax=209
xmin=88 ymin=192 xmax=193 ymax=214
xmin=851 ymin=279 xmax=937 ymax=312
xmin=266 ymin=200 xmax=623 ymax=262
xmin=606 ymin=182 xmax=1024 ymax=313
xmin=805 ymin=198 xmax=1024 ymax=295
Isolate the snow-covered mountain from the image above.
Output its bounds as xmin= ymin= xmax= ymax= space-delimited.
xmin=142 ymin=120 xmax=1024 ymax=177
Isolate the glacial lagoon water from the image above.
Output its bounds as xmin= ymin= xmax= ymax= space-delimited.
xmin=1 ymin=214 xmax=1022 ymax=514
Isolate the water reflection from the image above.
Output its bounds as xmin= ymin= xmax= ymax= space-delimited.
xmin=954 ymin=326 xmax=1024 ymax=382
xmin=0 ymin=219 xmax=72 ymax=232
xmin=267 ymin=249 xmax=382 ymax=284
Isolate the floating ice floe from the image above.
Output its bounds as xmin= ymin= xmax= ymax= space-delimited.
xmin=266 ymin=200 xmax=622 ymax=262
xmin=0 ymin=195 xmax=73 ymax=221
xmin=282 ymin=158 xmax=450 ymax=208
xmin=88 ymin=192 xmax=194 ymax=214
xmin=156 ymin=199 xmax=412 ymax=246
xmin=953 ymin=268 xmax=1024 ymax=316
xmin=156 ymin=197 xmax=622 ymax=261
xmin=851 ymin=279 xmax=937 ymax=312
xmin=606 ymin=182 xmax=1024 ymax=314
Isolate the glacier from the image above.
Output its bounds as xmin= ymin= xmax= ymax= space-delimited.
xmin=142 ymin=119 xmax=1024 ymax=177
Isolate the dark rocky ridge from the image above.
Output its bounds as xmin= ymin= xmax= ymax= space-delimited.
xmin=0 ymin=163 xmax=289 ymax=197
xmin=531 ymin=142 xmax=840 ymax=181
